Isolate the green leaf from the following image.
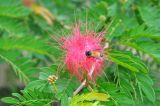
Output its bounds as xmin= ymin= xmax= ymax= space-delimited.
xmin=128 ymin=25 xmax=160 ymax=40
xmin=69 ymin=92 xmax=109 ymax=106
xmin=0 ymin=5 xmax=31 ymax=17
xmin=137 ymin=74 xmax=155 ymax=103
xmin=0 ymin=50 xmax=30 ymax=83
xmin=0 ymin=0 xmax=21 ymax=5
xmin=56 ymin=76 xmax=79 ymax=106
xmin=0 ymin=36 xmax=51 ymax=56
xmin=39 ymin=72 xmax=50 ymax=80
xmin=1 ymin=97 xmax=19 ymax=104
xmin=108 ymin=50 xmax=148 ymax=73
xmin=73 ymin=102 xmax=95 ymax=106
xmin=2 ymin=89 xmax=54 ymax=106
xmin=84 ymin=92 xmax=109 ymax=101
xmin=121 ymin=40 xmax=160 ymax=63
xmin=25 ymin=80 xmax=52 ymax=93
xmin=74 ymin=1 xmax=108 ymax=30
xmin=12 ymin=93 xmax=26 ymax=101
xmin=61 ymin=93 xmax=68 ymax=106
xmin=97 ymin=82 xmax=133 ymax=106
xmin=38 ymin=65 xmax=58 ymax=78
xmin=56 ymin=77 xmax=79 ymax=97
xmin=0 ymin=16 xmax=28 ymax=35
xmin=138 ymin=4 xmax=160 ymax=29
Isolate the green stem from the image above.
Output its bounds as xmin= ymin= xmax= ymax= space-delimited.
xmin=53 ymin=83 xmax=57 ymax=94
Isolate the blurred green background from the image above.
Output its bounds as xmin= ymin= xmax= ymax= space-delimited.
xmin=0 ymin=0 xmax=160 ymax=106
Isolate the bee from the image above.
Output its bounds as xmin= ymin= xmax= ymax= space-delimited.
xmin=85 ymin=51 xmax=103 ymax=58
xmin=85 ymin=42 xmax=109 ymax=59
xmin=48 ymin=75 xmax=58 ymax=84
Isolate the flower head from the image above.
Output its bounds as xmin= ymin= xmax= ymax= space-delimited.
xmin=63 ymin=25 xmax=105 ymax=81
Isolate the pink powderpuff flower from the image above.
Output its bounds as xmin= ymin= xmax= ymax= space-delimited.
xmin=63 ymin=25 xmax=105 ymax=81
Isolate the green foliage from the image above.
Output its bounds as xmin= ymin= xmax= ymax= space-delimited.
xmin=0 ymin=0 xmax=160 ymax=106
xmin=1 ymin=89 xmax=54 ymax=106
xmin=0 ymin=5 xmax=31 ymax=17
xmin=0 ymin=16 xmax=28 ymax=35
xmin=108 ymin=50 xmax=148 ymax=73
xmin=69 ymin=92 xmax=109 ymax=106
xmin=0 ymin=36 xmax=52 ymax=55
xmin=136 ymin=73 xmax=155 ymax=103
xmin=97 ymin=81 xmax=133 ymax=106
xmin=56 ymin=76 xmax=79 ymax=106
xmin=0 ymin=50 xmax=30 ymax=83
xmin=138 ymin=3 xmax=160 ymax=29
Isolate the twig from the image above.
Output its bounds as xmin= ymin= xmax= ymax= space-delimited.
xmin=73 ymin=62 xmax=96 ymax=96
xmin=73 ymin=79 xmax=86 ymax=96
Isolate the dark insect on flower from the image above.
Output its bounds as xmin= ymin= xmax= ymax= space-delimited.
xmin=85 ymin=51 xmax=103 ymax=58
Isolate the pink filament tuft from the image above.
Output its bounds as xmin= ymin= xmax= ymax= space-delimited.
xmin=63 ymin=25 xmax=104 ymax=81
